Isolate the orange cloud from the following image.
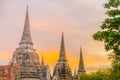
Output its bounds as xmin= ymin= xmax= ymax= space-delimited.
xmin=37 ymin=49 xmax=110 ymax=74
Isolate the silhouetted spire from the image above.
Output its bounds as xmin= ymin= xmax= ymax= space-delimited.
xmin=58 ymin=32 xmax=67 ymax=62
xmin=41 ymin=55 xmax=45 ymax=67
xmin=20 ymin=5 xmax=33 ymax=45
xmin=78 ymin=47 xmax=86 ymax=76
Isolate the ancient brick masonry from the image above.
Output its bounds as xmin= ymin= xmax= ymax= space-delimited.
xmin=0 ymin=63 xmax=20 ymax=80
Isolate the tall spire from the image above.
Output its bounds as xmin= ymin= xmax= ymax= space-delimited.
xmin=20 ymin=5 xmax=33 ymax=45
xmin=78 ymin=47 xmax=86 ymax=76
xmin=58 ymin=32 xmax=67 ymax=62
xmin=41 ymin=55 xmax=45 ymax=67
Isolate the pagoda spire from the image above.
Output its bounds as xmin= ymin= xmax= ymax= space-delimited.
xmin=41 ymin=55 xmax=45 ymax=67
xmin=58 ymin=32 xmax=67 ymax=62
xmin=20 ymin=5 xmax=33 ymax=45
xmin=78 ymin=47 xmax=86 ymax=76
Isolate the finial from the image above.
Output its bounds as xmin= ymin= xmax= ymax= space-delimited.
xmin=27 ymin=5 xmax=28 ymax=8
xmin=62 ymin=32 xmax=64 ymax=35
xmin=80 ymin=46 xmax=82 ymax=53
xmin=27 ymin=4 xmax=29 ymax=9
xmin=26 ymin=5 xmax=29 ymax=14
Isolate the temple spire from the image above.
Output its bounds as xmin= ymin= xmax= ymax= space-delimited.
xmin=41 ymin=55 xmax=45 ymax=67
xmin=78 ymin=47 xmax=86 ymax=76
xmin=20 ymin=5 xmax=33 ymax=45
xmin=58 ymin=32 xmax=67 ymax=62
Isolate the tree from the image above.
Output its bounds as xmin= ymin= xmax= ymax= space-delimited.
xmin=93 ymin=0 xmax=120 ymax=55
xmin=80 ymin=69 xmax=110 ymax=80
xmin=93 ymin=0 xmax=120 ymax=79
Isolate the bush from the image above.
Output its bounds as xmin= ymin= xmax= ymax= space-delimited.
xmin=79 ymin=69 xmax=110 ymax=80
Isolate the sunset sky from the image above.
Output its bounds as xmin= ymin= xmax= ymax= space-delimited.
xmin=0 ymin=0 xmax=110 ymax=73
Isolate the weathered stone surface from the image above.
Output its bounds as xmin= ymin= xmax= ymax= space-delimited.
xmin=12 ymin=6 xmax=51 ymax=80
xmin=52 ymin=33 xmax=72 ymax=80
xmin=20 ymin=78 xmax=40 ymax=80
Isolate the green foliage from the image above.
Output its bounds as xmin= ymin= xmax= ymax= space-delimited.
xmin=79 ymin=69 xmax=110 ymax=80
xmin=92 ymin=0 xmax=120 ymax=79
xmin=93 ymin=30 xmax=120 ymax=52
xmin=106 ymin=9 xmax=120 ymax=17
xmin=101 ymin=17 xmax=120 ymax=29
xmin=79 ymin=68 xmax=120 ymax=80
xmin=104 ymin=0 xmax=120 ymax=9
xmin=93 ymin=0 xmax=120 ymax=55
